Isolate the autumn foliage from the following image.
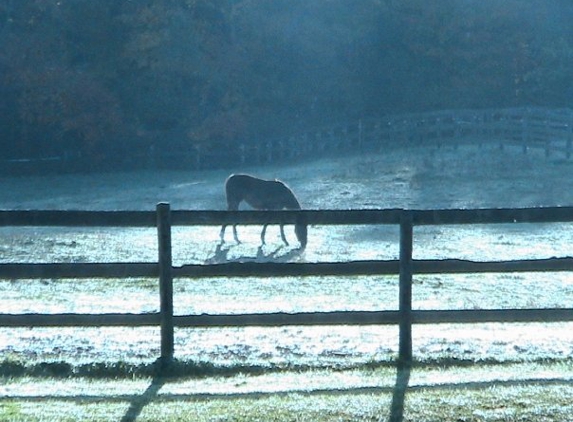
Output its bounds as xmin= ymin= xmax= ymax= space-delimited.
xmin=1 ymin=1 xmax=572 ymax=171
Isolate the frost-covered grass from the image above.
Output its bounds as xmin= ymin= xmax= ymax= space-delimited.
xmin=1 ymin=361 xmax=572 ymax=421
xmin=1 ymin=145 xmax=573 ymax=365
xmin=1 ymin=144 xmax=573 ymax=419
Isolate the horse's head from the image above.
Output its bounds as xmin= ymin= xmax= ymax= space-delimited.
xmin=295 ymin=221 xmax=307 ymax=249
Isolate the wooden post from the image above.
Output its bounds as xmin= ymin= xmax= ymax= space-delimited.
xmin=358 ymin=119 xmax=363 ymax=151
xmin=157 ymin=202 xmax=174 ymax=361
xmin=240 ymin=144 xmax=246 ymax=165
xmin=565 ymin=113 xmax=573 ymax=159
xmin=266 ymin=141 xmax=273 ymax=163
xmin=522 ymin=109 xmax=529 ymax=154
xmin=342 ymin=126 xmax=349 ymax=149
xmin=194 ymin=145 xmax=202 ymax=170
xmin=398 ymin=212 xmax=413 ymax=363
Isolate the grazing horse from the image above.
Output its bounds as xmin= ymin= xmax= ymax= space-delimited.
xmin=220 ymin=174 xmax=307 ymax=248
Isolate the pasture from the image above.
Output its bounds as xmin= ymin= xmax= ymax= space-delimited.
xmin=1 ymin=144 xmax=573 ymax=420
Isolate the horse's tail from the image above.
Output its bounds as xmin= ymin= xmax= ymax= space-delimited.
xmin=224 ymin=174 xmax=244 ymax=210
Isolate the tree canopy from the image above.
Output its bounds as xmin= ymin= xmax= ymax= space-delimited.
xmin=1 ymin=0 xmax=572 ymax=171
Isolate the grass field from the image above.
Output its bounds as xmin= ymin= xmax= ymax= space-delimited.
xmin=1 ymin=144 xmax=573 ymax=420
xmin=1 ymin=361 xmax=572 ymax=421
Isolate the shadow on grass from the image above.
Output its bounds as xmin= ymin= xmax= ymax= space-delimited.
xmin=389 ymin=362 xmax=411 ymax=422
xmin=119 ymin=373 xmax=572 ymax=421
xmin=2 ymin=366 xmax=572 ymax=421
xmin=2 ymin=377 xmax=571 ymax=403
xmin=206 ymin=242 xmax=304 ymax=264
xmin=120 ymin=376 xmax=165 ymax=422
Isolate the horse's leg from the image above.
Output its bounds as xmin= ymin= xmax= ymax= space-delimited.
xmin=261 ymin=224 xmax=268 ymax=245
xmin=220 ymin=224 xmax=240 ymax=244
xmin=226 ymin=193 xmax=241 ymax=243
xmin=232 ymin=224 xmax=241 ymax=243
xmin=279 ymin=224 xmax=289 ymax=246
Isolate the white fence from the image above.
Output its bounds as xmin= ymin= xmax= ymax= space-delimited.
xmin=3 ymin=107 xmax=573 ymax=173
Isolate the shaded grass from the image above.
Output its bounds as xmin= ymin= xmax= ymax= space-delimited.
xmin=404 ymin=385 xmax=573 ymax=422
xmin=1 ymin=364 xmax=572 ymax=422
xmin=1 ymin=355 xmax=571 ymax=379
xmin=2 ymin=390 xmax=571 ymax=422
xmin=0 ymin=356 xmax=397 ymax=380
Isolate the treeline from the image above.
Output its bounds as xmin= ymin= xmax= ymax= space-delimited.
xmin=1 ymin=0 xmax=572 ymax=172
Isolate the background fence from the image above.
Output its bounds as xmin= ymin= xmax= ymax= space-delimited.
xmin=178 ymin=106 xmax=573 ymax=168
xmin=3 ymin=107 xmax=573 ymax=174
xmin=2 ymin=204 xmax=573 ymax=363
xmin=279 ymin=107 xmax=573 ymax=161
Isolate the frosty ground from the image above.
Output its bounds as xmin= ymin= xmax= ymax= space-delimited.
xmin=1 ymin=143 xmax=573 ymax=368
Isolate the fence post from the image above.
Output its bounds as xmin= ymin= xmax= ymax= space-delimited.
xmin=399 ymin=211 xmax=413 ymax=363
xmin=157 ymin=202 xmax=174 ymax=361
xmin=358 ymin=119 xmax=363 ymax=151
xmin=522 ymin=109 xmax=529 ymax=154
xmin=565 ymin=112 xmax=573 ymax=159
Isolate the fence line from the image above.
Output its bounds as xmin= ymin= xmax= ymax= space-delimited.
xmin=235 ymin=106 xmax=573 ymax=166
xmin=2 ymin=204 xmax=573 ymax=363
xmin=3 ymin=107 xmax=573 ymax=173
xmin=2 ymin=256 xmax=573 ymax=281
xmin=5 ymin=309 xmax=571 ymax=329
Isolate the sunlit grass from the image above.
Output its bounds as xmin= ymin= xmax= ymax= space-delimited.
xmin=1 ymin=361 xmax=572 ymax=421
xmin=2 ymin=147 xmax=573 ymax=420
xmin=4 ymin=387 xmax=571 ymax=422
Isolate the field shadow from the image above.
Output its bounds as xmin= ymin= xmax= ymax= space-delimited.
xmin=207 ymin=242 xmax=304 ymax=264
xmin=4 ymin=376 xmax=571 ymax=403
xmin=120 ymin=375 xmax=165 ymax=422
xmin=2 ymin=375 xmax=572 ymax=420
xmin=388 ymin=363 xmax=411 ymax=422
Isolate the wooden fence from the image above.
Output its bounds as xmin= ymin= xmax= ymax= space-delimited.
xmin=278 ymin=107 xmax=573 ymax=161
xmin=212 ymin=107 xmax=573 ymax=167
xmin=1 ymin=205 xmax=573 ymax=363
xmin=4 ymin=107 xmax=573 ymax=173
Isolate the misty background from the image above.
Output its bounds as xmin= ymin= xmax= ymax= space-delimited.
xmin=1 ymin=0 xmax=573 ymax=174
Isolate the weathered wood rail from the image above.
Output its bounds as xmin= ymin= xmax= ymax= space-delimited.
xmin=210 ymin=107 xmax=573 ymax=167
xmin=1 ymin=204 xmax=573 ymax=363
xmin=5 ymin=107 xmax=573 ymax=173
xmin=259 ymin=107 xmax=573 ymax=165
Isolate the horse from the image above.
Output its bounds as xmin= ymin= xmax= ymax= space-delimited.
xmin=219 ymin=173 xmax=307 ymax=248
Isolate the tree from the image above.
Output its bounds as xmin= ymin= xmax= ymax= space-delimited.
xmin=1 ymin=0 xmax=573 ymax=173
xmin=0 ymin=0 xmax=125 ymax=167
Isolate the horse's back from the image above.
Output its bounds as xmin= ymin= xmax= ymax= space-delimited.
xmin=225 ymin=173 xmax=299 ymax=210
xmin=225 ymin=174 xmax=264 ymax=200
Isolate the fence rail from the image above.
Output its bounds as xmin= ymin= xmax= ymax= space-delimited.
xmin=3 ymin=256 xmax=573 ymax=280
xmin=247 ymin=106 xmax=573 ymax=165
xmin=3 ymin=107 xmax=573 ymax=173
xmin=2 ymin=309 xmax=572 ymax=329
xmin=1 ymin=204 xmax=573 ymax=363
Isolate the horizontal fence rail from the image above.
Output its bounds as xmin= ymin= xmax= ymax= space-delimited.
xmin=1 ymin=204 xmax=573 ymax=363
xmin=236 ymin=106 xmax=573 ymax=166
xmin=2 ymin=309 xmax=572 ymax=329
xmin=3 ymin=107 xmax=573 ymax=173
xmin=3 ymin=257 xmax=573 ymax=280
xmin=5 ymin=206 xmax=573 ymax=227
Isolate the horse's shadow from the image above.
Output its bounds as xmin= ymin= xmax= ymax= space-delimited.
xmin=206 ymin=241 xmax=304 ymax=264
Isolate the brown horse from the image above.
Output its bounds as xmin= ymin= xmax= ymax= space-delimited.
xmin=219 ymin=174 xmax=307 ymax=248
